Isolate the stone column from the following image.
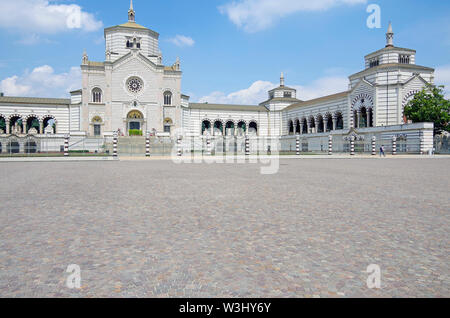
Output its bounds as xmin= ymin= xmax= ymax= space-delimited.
xmin=6 ymin=121 xmax=10 ymax=135
xmin=356 ymin=110 xmax=361 ymax=128
xmin=39 ymin=121 xmax=43 ymax=134
xmin=332 ymin=115 xmax=337 ymax=131
xmin=323 ymin=118 xmax=327 ymax=133
xmin=306 ymin=120 xmax=311 ymax=134
xmin=22 ymin=120 xmax=26 ymax=135
xmin=300 ymin=122 xmax=304 ymax=135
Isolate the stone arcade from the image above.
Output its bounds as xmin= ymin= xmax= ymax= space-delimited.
xmin=0 ymin=1 xmax=435 ymax=154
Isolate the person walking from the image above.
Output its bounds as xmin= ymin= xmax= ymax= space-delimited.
xmin=380 ymin=145 xmax=386 ymax=157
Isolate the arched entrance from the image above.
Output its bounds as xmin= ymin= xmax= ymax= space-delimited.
xmin=127 ymin=110 xmax=144 ymax=136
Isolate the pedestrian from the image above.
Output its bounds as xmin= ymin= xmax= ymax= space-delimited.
xmin=380 ymin=145 xmax=386 ymax=157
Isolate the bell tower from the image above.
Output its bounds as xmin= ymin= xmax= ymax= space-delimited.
xmin=128 ymin=0 xmax=135 ymax=22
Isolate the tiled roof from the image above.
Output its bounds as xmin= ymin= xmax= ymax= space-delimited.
xmin=284 ymin=91 xmax=349 ymax=111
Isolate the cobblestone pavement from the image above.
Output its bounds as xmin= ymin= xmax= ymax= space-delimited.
xmin=0 ymin=159 xmax=449 ymax=298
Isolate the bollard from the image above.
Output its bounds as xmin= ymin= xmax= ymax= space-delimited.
xmin=328 ymin=135 xmax=333 ymax=155
xmin=206 ymin=137 xmax=211 ymax=156
xmin=350 ymin=136 xmax=355 ymax=156
xmin=145 ymin=133 xmax=150 ymax=157
xmin=392 ymin=136 xmax=397 ymax=156
xmin=371 ymin=136 xmax=376 ymax=156
xmin=296 ymin=136 xmax=300 ymax=155
xmin=177 ymin=136 xmax=182 ymax=157
xmin=113 ymin=132 xmax=118 ymax=158
xmin=245 ymin=136 xmax=250 ymax=156
xmin=64 ymin=134 xmax=69 ymax=157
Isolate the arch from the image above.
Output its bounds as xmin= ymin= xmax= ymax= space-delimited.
xmin=0 ymin=115 xmax=6 ymax=134
xmin=351 ymin=93 xmax=374 ymax=111
xmin=316 ymin=114 xmax=324 ymax=133
xmin=248 ymin=121 xmax=258 ymax=135
xmin=42 ymin=115 xmax=57 ymax=134
xmin=360 ymin=107 xmax=368 ymax=128
xmin=402 ymin=90 xmax=420 ymax=123
xmin=301 ymin=117 xmax=308 ymax=134
xmin=237 ymin=121 xmax=247 ymax=135
xmin=8 ymin=114 xmax=23 ymax=134
xmin=91 ymin=116 xmax=103 ymax=123
xmin=325 ymin=113 xmax=333 ymax=132
xmin=6 ymin=140 xmax=20 ymax=154
xmin=26 ymin=115 xmax=40 ymax=134
xmin=202 ymin=119 xmax=212 ymax=135
xmin=164 ymin=91 xmax=173 ymax=106
xmin=92 ymin=87 xmax=103 ymax=103
xmin=288 ymin=119 xmax=294 ymax=135
xmin=24 ymin=139 xmax=38 ymax=154
xmin=295 ymin=119 xmax=300 ymax=135
xmin=225 ymin=120 xmax=235 ymax=136
xmin=308 ymin=116 xmax=316 ymax=134
xmin=213 ymin=120 xmax=224 ymax=136
xmin=335 ymin=112 xmax=344 ymax=130
xmin=127 ymin=110 xmax=144 ymax=119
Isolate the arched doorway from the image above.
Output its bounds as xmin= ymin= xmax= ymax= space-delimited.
xmin=26 ymin=116 xmax=40 ymax=134
xmin=326 ymin=114 xmax=333 ymax=132
xmin=288 ymin=120 xmax=294 ymax=135
xmin=317 ymin=115 xmax=324 ymax=133
xmin=335 ymin=112 xmax=344 ymax=130
xmin=0 ymin=116 xmax=6 ymax=134
xmin=127 ymin=110 xmax=144 ymax=135
xmin=301 ymin=118 xmax=308 ymax=134
xmin=43 ymin=116 xmax=56 ymax=134
xmin=309 ymin=116 xmax=316 ymax=134
xmin=9 ymin=116 xmax=22 ymax=134
xmin=225 ymin=121 xmax=235 ymax=136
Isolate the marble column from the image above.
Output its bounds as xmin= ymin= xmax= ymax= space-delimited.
xmin=39 ymin=121 xmax=43 ymax=134
xmin=367 ymin=109 xmax=372 ymax=128
xmin=356 ymin=110 xmax=361 ymax=128
xmin=332 ymin=115 xmax=337 ymax=131
xmin=323 ymin=118 xmax=327 ymax=133
xmin=6 ymin=121 xmax=10 ymax=135
xmin=300 ymin=123 xmax=304 ymax=135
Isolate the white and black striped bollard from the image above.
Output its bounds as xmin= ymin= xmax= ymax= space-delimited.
xmin=64 ymin=134 xmax=69 ymax=157
xmin=145 ymin=133 xmax=150 ymax=157
xmin=392 ymin=136 xmax=397 ymax=156
xmin=296 ymin=136 xmax=300 ymax=155
xmin=350 ymin=136 xmax=355 ymax=156
xmin=420 ymin=137 xmax=425 ymax=155
xmin=371 ymin=136 xmax=376 ymax=156
xmin=328 ymin=135 xmax=333 ymax=155
xmin=245 ymin=136 xmax=250 ymax=156
xmin=113 ymin=132 xmax=118 ymax=158
xmin=206 ymin=137 xmax=211 ymax=156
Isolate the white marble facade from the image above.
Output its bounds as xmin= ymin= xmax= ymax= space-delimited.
xmin=0 ymin=4 xmax=436 ymax=139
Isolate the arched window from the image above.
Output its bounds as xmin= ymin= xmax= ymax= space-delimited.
xmin=335 ymin=113 xmax=344 ymax=130
xmin=92 ymin=88 xmax=102 ymax=103
xmin=295 ymin=120 xmax=300 ymax=135
xmin=288 ymin=120 xmax=294 ymax=135
xmin=249 ymin=122 xmax=258 ymax=135
xmin=164 ymin=118 xmax=173 ymax=133
xmin=164 ymin=91 xmax=172 ymax=106
xmin=0 ymin=116 xmax=6 ymax=134
xmin=202 ymin=120 xmax=211 ymax=135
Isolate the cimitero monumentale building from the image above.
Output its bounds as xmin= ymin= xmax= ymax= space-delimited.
xmin=0 ymin=2 xmax=436 ymax=153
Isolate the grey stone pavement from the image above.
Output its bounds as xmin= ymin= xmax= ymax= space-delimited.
xmin=0 ymin=158 xmax=449 ymax=298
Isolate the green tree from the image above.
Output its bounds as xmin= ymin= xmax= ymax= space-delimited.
xmin=404 ymin=85 xmax=450 ymax=134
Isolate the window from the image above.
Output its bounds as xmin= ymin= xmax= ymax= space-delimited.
xmin=92 ymin=88 xmax=102 ymax=103
xmin=164 ymin=125 xmax=171 ymax=133
xmin=126 ymin=40 xmax=131 ymax=48
xmin=399 ymin=55 xmax=410 ymax=64
xmin=284 ymin=91 xmax=292 ymax=98
xmin=94 ymin=124 xmax=101 ymax=136
xmin=127 ymin=77 xmax=143 ymax=93
xmin=164 ymin=91 xmax=172 ymax=106
xmin=369 ymin=58 xmax=380 ymax=68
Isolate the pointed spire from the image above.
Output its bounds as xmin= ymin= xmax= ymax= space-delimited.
xmin=280 ymin=72 xmax=285 ymax=87
xmin=128 ymin=0 xmax=135 ymax=22
xmin=386 ymin=21 xmax=394 ymax=47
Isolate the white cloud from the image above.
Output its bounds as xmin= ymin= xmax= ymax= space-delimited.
xmin=435 ymin=65 xmax=450 ymax=98
xmin=219 ymin=0 xmax=367 ymax=32
xmin=0 ymin=0 xmax=103 ymax=34
xmin=197 ymin=75 xmax=349 ymax=104
xmin=0 ymin=65 xmax=81 ymax=98
xmin=168 ymin=35 xmax=195 ymax=47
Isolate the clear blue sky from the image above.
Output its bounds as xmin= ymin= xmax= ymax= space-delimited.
xmin=0 ymin=0 xmax=449 ymax=102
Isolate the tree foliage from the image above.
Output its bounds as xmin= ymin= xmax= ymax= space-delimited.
xmin=404 ymin=85 xmax=450 ymax=134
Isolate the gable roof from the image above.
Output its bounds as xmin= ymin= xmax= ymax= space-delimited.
xmin=284 ymin=91 xmax=349 ymax=111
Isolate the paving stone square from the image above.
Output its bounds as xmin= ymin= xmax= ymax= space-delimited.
xmin=0 ymin=158 xmax=449 ymax=297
